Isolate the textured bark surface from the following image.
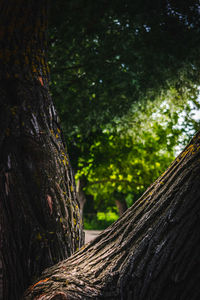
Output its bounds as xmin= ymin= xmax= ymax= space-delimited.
xmin=0 ymin=80 xmax=84 ymax=299
xmin=0 ymin=1 xmax=84 ymax=299
xmin=24 ymin=131 xmax=200 ymax=299
xmin=0 ymin=0 xmax=49 ymax=85
xmin=0 ymin=220 xmax=2 ymax=300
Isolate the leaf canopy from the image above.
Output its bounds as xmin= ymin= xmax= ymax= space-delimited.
xmin=49 ymin=0 xmax=200 ymax=139
xmin=48 ymin=0 xmax=200 ymax=216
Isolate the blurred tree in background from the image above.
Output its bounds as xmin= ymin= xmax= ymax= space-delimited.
xmin=48 ymin=0 xmax=200 ymax=228
xmin=76 ymin=88 xmax=200 ymax=228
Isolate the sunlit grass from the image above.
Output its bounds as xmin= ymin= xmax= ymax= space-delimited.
xmin=84 ymin=210 xmax=119 ymax=230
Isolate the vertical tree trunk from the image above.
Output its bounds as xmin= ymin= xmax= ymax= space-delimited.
xmin=0 ymin=218 xmax=2 ymax=300
xmin=115 ymin=199 xmax=128 ymax=216
xmin=24 ymin=131 xmax=200 ymax=299
xmin=0 ymin=1 xmax=84 ymax=299
xmin=76 ymin=178 xmax=87 ymax=221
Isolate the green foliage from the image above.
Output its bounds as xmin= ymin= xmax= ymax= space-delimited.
xmin=48 ymin=1 xmax=200 ymax=227
xmin=49 ymin=0 xmax=200 ymax=142
xmin=84 ymin=210 xmax=119 ymax=230
xmin=76 ymin=88 xmax=200 ymax=213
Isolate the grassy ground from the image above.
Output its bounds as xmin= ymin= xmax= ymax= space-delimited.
xmin=84 ymin=211 xmax=119 ymax=230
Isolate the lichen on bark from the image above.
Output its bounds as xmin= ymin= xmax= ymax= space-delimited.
xmin=0 ymin=1 xmax=84 ymax=299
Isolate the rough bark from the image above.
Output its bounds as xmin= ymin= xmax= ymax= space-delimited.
xmin=0 ymin=1 xmax=84 ymax=299
xmin=24 ymin=131 xmax=200 ymax=299
xmin=0 ymin=219 xmax=2 ymax=300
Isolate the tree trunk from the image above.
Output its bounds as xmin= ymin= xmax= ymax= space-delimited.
xmin=115 ymin=199 xmax=128 ymax=216
xmin=0 ymin=1 xmax=84 ymax=299
xmin=24 ymin=131 xmax=200 ymax=299
xmin=0 ymin=220 xmax=2 ymax=300
xmin=76 ymin=178 xmax=87 ymax=221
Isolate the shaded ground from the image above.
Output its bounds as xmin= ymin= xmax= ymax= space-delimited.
xmin=84 ymin=230 xmax=102 ymax=243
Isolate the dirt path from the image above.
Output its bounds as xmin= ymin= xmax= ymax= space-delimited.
xmin=84 ymin=230 xmax=102 ymax=243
